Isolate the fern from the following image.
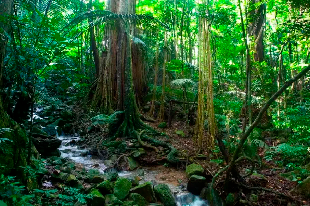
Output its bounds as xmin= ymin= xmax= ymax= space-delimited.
xmin=64 ymin=10 xmax=169 ymax=34
xmin=91 ymin=111 xmax=124 ymax=126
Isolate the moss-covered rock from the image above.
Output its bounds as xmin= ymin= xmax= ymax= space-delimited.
xmin=97 ymin=180 xmax=114 ymax=195
xmin=129 ymin=193 xmax=148 ymax=206
xmin=200 ymin=184 xmax=224 ymax=206
xmin=123 ymin=201 xmax=134 ymax=206
xmin=186 ymin=163 xmax=204 ymax=177
xmin=66 ymin=174 xmax=79 ymax=186
xmin=154 ymin=184 xmax=176 ymax=206
xmin=113 ymin=178 xmax=132 ymax=200
xmin=89 ymin=189 xmax=105 ymax=206
xmin=130 ymin=182 xmax=156 ymax=202
xmin=105 ymin=194 xmax=123 ymax=205
xmin=127 ymin=156 xmax=139 ymax=170
xmin=187 ymin=175 xmax=206 ymax=195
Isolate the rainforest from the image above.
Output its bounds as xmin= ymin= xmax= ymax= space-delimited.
xmin=0 ymin=0 xmax=310 ymax=205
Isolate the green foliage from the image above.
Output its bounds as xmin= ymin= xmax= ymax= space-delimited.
xmin=0 ymin=174 xmax=34 ymax=206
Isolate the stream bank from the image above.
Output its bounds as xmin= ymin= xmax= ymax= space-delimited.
xmin=56 ymin=134 xmax=210 ymax=206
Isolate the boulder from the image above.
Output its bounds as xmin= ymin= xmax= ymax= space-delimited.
xmin=130 ymin=182 xmax=156 ymax=202
xmin=129 ymin=193 xmax=148 ymax=206
xmin=105 ymin=194 xmax=123 ymax=205
xmin=154 ymin=184 xmax=177 ymax=206
xmin=114 ymin=178 xmax=132 ymax=200
xmin=187 ymin=175 xmax=206 ymax=195
xmin=32 ymin=133 xmax=61 ymax=157
xmin=89 ymin=189 xmax=105 ymax=206
xmin=291 ymin=176 xmax=310 ymax=197
xmin=186 ymin=164 xmax=204 ymax=177
xmin=97 ymin=180 xmax=114 ymax=195
xmin=127 ymin=156 xmax=139 ymax=170
xmin=90 ymin=176 xmax=105 ymax=183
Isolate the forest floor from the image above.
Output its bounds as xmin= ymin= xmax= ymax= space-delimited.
xmin=142 ymin=119 xmax=310 ymax=206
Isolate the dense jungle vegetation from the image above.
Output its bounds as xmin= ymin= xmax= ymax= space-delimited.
xmin=1 ymin=0 xmax=310 ymax=205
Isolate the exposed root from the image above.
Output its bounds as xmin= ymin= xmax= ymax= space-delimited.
xmin=136 ymin=130 xmax=158 ymax=152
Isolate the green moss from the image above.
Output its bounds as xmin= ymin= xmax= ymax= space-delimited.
xmin=113 ymin=178 xmax=132 ymax=200
xmin=129 ymin=193 xmax=148 ymax=206
xmin=104 ymin=194 xmax=123 ymax=205
xmin=97 ymin=180 xmax=113 ymax=195
xmin=89 ymin=189 xmax=105 ymax=206
xmin=158 ymin=122 xmax=167 ymax=128
xmin=154 ymin=184 xmax=176 ymax=206
xmin=130 ymin=182 xmax=156 ymax=202
xmin=185 ymin=163 xmax=204 ymax=177
xmin=127 ymin=156 xmax=139 ymax=170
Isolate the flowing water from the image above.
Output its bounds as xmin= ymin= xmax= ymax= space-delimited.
xmin=57 ymin=135 xmax=209 ymax=206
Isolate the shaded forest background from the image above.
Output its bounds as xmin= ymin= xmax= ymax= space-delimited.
xmin=1 ymin=0 xmax=310 ymax=205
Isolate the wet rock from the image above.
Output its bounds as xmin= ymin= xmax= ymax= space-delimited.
xmin=186 ymin=163 xmax=204 ymax=177
xmin=90 ymin=176 xmax=105 ymax=183
xmin=187 ymin=175 xmax=206 ymax=195
xmin=127 ymin=156 xmax=139 ymax=170
xmin=105 ymin=194 xmax=123 ymax=205
xmin=89 ymin=189 xmax=105 ymax=206
xmin=114 ymin=178 xmax=132 ymax=200
xmin=291 ymin=176 xmax=310 ymax=197
xmin=248 ymin=173 xmax=268 ymax=187
xmin=104 ymin=169 xmax=119 ymax=181
xmin=154 ymin=184 xmax=176 ymax=206
xmin=130 ymin=182 xmax=156 ymax=202
xmin=32 ymin=133 xmax=61 ymax=157
xmin=200 ymin=184 xmax=224 ymax=206
xmin=129 ymin=193 xmax=148 ymax=206
xmin=97 ymin=180 xmax=114 ymax=195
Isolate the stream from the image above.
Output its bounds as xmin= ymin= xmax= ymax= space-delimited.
xmin=57 ymin=135 xmax=210 ymax=206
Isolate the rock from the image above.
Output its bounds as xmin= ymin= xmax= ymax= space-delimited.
xmin=32 ymin=133 xmax=61 ymax=157
xmin=97 ymin=180 xmax=114 ymax=195
xmin=200 ymin=184 xmax=224 ymax=206
xmin=248 ymin=173 xmax=268 ymax=187
xmin=154 ymin=184 xmax=177 ymax=206
xmin=127 ymin=156 xmax=139 ymax=170
xmin=89 ymin=189 xmax=105 ymax=206
xmin=114 ymin=178 xmax=132 ymax=200
xmin=104 ymin=169 xmax=119 ymax=181
xmin=129 ymin=193 xmax=148 ymax=206
xmin=123 ymin=201 xmax=134 ymax=206
xmin=291 ymin=176 xmax=310 ymax=197
xmin=187 ymin=175 xmax=206 ymax=195
xmin=105 ymin=194 xmax=123 ymax=205
xmin=66 ymin=174 xmax=78 ymax=186
xmin=186 ymin=163 xmax=204 ymax=177
xmin=130 ymin=182 xmax=156 ymax=202
xmin=90 ymin=176 xmax=105 ymax=183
